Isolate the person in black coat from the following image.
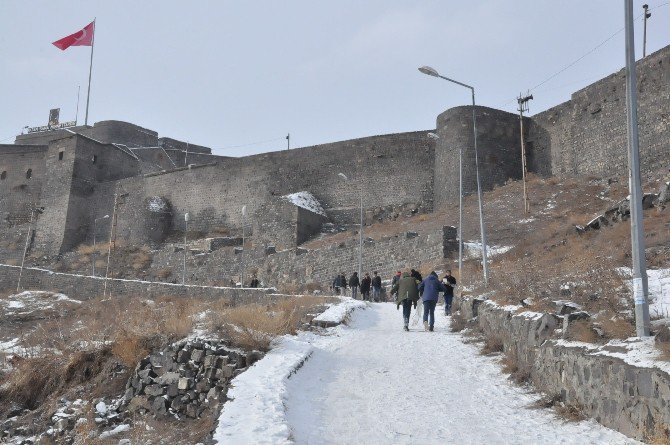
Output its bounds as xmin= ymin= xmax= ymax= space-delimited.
xmin=411 ymin=269 xmax=423 ymax=283
xmin=371 ymin=271 xmax=383 ymax=302
xmin=360 ymin=273 xmax=372 ymax=301
xmin=349 ymin=272 xmax=360 ymax=299
xmin=442 ymin=270 xmax=457 ymax=315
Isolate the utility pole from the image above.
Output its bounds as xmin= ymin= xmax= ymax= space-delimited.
xmin=517 ymin=93 xmax=533 ymax=215
xmin=17 ymin=207 xmax=42 ymax=292
xmin=103 ymin=193 xmax=126 ymax=297
xmin=643 ymin=4 xmax=651 ymax=58
xmin=625 ymin=0 xmax=651 ymax=337
xmin=183 ymin=213 xmax=189 ymax=284
xmin=286 ymin=133 xmax=290 ymax=151
xmin=241 ymin=205 xmax=247 ymax=287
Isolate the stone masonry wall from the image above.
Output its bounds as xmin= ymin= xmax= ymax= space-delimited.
xmin=454 ymin=295 xmax=670 ymax=441
xmin=433 ymin=106 xmax=522 ymax=210
xmin=0 ymin=145 xmax=47 ymax=227
xmin=0 ymin=263 xmax=282 ymax=304
xmin=529 ymin=44 xmax=670 ymax=179
xmin=112 ymin=131 xmax=435 ymax=244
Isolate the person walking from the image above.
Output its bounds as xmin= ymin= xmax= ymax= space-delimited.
xmin=411 ymin=268 xmax=423 ymax=283
xmin=332 ymin=274 xmax=343 ymax=295
xmin=442 ymin=269 xmax=457 ymax=316
xmin=340 ymin=272 xmax=348 ymax=294
xmin=349 ymin=272 xmax=360 ymax=299
xmin=360 ymin=273 xmax=371 ymax=301
xmin=390 ymin=270 xmax=420 ymax=331
xmin=418 ymin=271 xmax=447 ymax=332
xmin=371 ymin=271 xmax=382 ymax=302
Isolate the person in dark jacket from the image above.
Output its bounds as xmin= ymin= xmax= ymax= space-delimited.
xmin=249 ymin=276 xmax=260 ymax=288
xmin=442 ymin=270 xmax=457 ymax=315
xmin=332 ymin=274 xmax=343 ymax=295
xmin=411 ymin=269 xmax=423 ymax=283
xmin=340 ymin=273 xmax=348 ymax=293
xmin=418 ymin=272 xmax=448 ymax=331
xmin=349 ymin=272 xmax=360 ymax=299
xmin=390 ymin=271 xmax=420 ymax=331
xmin=360 ymin=273 xmax=372 ymax=301
xmin=391 ymin=271 xmax=402 ymax=287
xmin=371 ymin=271 xmax=383 ymax=302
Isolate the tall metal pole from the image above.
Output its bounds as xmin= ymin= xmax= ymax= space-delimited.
xmin=17 ymin=209 xmax=35 ymax=292
xmin=93 ymin=218 xmax=97 ymax=277
xmin=241 ymin=206 xmax=247 ymax=287
xmin=184 ymin=142 xmax=189 ymax=167
xmin=518 ymin=94 xmax=533 ymax=214
xmin=84 ymin=18 xmax=96 ymax=126
xmin=359 ymin=185 xmax=363 ymax=279
xmin=625 ymin=0 xmax=651 ymax=337
xmin=75 ymin=85 xmax=81 ymax=126
xmin=183 ymin=213 xmax=189 ymax=284
xmin=103 ymin=193 xmax=118 ymax=298
xmin=458 ymin=139 xmax=463 ymax=281
xmin=287 ymin=133 xmax=290 ymax=151
xmin=643 ymin=4 xmax=651 ymax=58
xmin=471 ymin=90 xmax=489 ymax=286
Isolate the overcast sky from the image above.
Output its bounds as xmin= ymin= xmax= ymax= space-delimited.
xmin=1 ymin=1 xmax=669 ymax=156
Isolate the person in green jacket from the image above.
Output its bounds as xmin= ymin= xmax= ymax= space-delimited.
xmin=390 ymin=270 xmax=420 ymax=331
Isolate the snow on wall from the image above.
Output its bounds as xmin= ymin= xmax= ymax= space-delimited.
xmin=282 ymin=191 xmax=326 ymax=216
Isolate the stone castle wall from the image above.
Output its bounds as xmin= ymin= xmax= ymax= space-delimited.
xmin=0 ymin=145 xmax=47 ymax=226
xmin=529 ymin=44 xmax=670 ymax=179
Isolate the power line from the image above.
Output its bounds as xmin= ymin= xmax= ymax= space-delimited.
xmin=215 ymin=136 xmax=286 ymax=151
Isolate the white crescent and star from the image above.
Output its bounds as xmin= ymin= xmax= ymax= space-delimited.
xmin=74 ymin=28 xmax=88 ymax=42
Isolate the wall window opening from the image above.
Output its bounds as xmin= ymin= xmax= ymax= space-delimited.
xmin=58 ymin=151 xmax=64 ymax=160
xmin=26 ymin=169 xmax=32 ymax=179
xmin=92 ymin=155 xmax=97 ymax=164
xmin=0 ymin=171 xmax=6 ymax=180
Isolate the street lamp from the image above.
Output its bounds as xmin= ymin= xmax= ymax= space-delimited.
xmin=419 ymin=65 xmax=489 ymax=286
xmin=425 ymin=132 xmax=463 ymax=280
xmin=338 ymin=172 xmax=363 ymax=279
xmin=241 ymin=205 xmax=247 ymax=287
xmin=92 ymin=214 xmax=109 ymax=276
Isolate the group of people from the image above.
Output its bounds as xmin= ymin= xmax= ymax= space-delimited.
xmin=332 ymin=271 xmax=384 ymax=302
xmin=332 ymin=268 xmax=457 ymax=331
xmin=390 ymin=269 xmax=456 ymax=332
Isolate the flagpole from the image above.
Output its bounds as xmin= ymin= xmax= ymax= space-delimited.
xmin=84 ymin=18 xmax=96 ymax=126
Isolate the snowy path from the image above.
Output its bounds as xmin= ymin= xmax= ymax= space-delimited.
xmin=285 ymin=303 xmax=639 ymax=445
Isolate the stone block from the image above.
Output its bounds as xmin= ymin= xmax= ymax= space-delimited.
xmin=144 ymin=385 xmax=164 ymax=397
xmin=126 ymin=396 xmax=151 ymax=413
xmin=151 ymin=397 xmax=168 ymax=417
xmin=178 ymin=378 xmax=193 ymax=390
xmin=191 ymin=349 xmax=205 ymax=364
xmin=156 ymin=372 xmax=180 ymax=386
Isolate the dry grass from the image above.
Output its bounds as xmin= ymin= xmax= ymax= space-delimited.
xmin=599 ymin=315 xmax=635 ymax=340
xmin=480 ymin=333 xmax=504 ymax=355
xmin=655 ymin=325 xmax=670 ymax=361
xmin=213 ymin=296 xmax=333 ymax=351
xmin=154 ymin=267 xmax=173 ymax=280
xmin=566 ymin=320 xmax=600 ymax=343
xmin=501 ymin=349 xmax=531 ymax=385
xmin=532 ymin=393 xmax=585 ymax=422
xmin=450 ymin=312 xmax=467 ymax=332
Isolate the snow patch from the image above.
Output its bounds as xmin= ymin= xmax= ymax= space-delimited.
xmin=146 ymin=196 xmax=169 ymax=213
xmin=312 ymin=297 xmax=365 ymax=325
xmin=282 ymin=191 xmax=326 ymax=216
xmin=464 ymin=242 xmax=512 ymax=258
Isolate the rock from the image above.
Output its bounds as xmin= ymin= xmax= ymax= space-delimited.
xmin=170 ymin=397 xmax=185 ymax=413
xmin=178 ymin=378 xmax=193 ymax=390
xmin=206 ymin=387 xmax=221 ymax=404
xmin=295 ymin=247 xmax=308 ymax=255
xmin=176 ymin=348 xmax=192 ymax=363
xmin=642 ymin=193 xmax=657 ymax=210
xmin=221 ymin=364 xmax=235 ymax=379
xmin=118 ymin=439 xmax=131 ymax=445
xmin=191 ymin=349 xmax=205 ymax=364
xmin=166 ymin=384 xmax=179 ymax=398
xmin=149 ymin=353 xmax=165 ymax=368
xmin=151 ymin=397 xmax=168 ymax=417
xmin=126 ymin=396 xmax=151 ymax=413
xmin=246 ymin=351 xmax=263 ymax=367
xmin=203 ymin=355 xmax=217 ymax=368
xmin=657 ymin=182 xmax=670 ymax=207
xmin=156 ymin=372 xmax=180 ymax=386
xmin=186 ymin=403 xmax=199 ymax=418
xmin=144 ymin=385 xmax=165 ymax=397
xmin=95 ymin=401 xmax=107 ymax=415
xmin=195 ymin=379 xmax=209 ymax=393
xmin=138 ymin=368 xmax=157 ymax=383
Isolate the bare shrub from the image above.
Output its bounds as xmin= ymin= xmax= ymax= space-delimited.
xmin=501 ymin=349 xmax=531 ymax=385
xmin=450 ymin=312 xmax=467 ymax=332
xmin=599 ymin=315 xmax=635 ymax=340
xmin=220 ymin=303 xmax=293 ymax=351
xmin=154 ymin=267 xmax=172 ymax=280
xmin=480 ymin=334 xmax=504 ymax=355
xmin=566 ymin=320 xmax=600 ymax=343
xmin=655 ymin=325 xmax=670 ymax=361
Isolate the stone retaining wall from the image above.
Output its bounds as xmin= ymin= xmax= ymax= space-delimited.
xmin=454 ymin=295 xmax=670 ymax=441
xmin=0 ymin=264 xmax=279 ymax=303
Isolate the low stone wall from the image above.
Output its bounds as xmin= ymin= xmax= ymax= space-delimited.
xmin=454 ymin=295 xmax=670 ymax=441
xmin=0 ymin=264 xmax=278 ymax=303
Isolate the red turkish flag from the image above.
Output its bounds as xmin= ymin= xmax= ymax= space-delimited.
xmin=52 ymin=21 xmax=95 ymax=50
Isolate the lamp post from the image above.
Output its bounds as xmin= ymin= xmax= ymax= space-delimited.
xmin=624 ymin=0 xmax=651 ymax=336
xmin=183 ymin=212 xmax=189 ymax=284
xmin=427 ymin=132 xmax=462 ymax=280
xmin=419 ymin=65 xmax=489 ymax=286
xmin=338 ymin=172 xmax=363 ymax=278
xmin=92 ymin=214 xmax=109 ymax=276
xmin=241 ymin=205 xmax=247 ymax=287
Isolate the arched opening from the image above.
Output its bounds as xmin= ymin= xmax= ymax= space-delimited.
xmin=26 ymin=169 xmax=32 ymax=179
xmin=0 ymin=171 xmax=6 ymax=180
